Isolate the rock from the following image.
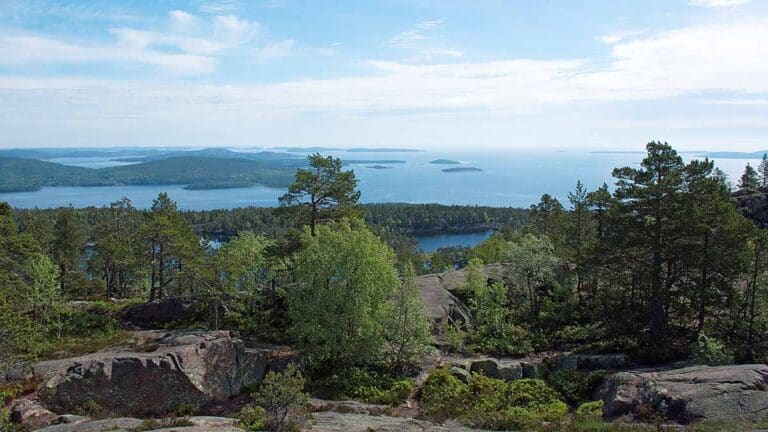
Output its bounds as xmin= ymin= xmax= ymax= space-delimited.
xmin=311 ymin=411 xmax=485 ymax=431
xmin=415 ymin=263 xmax=512 ymax=330
xmin=9 ymin=398 xmax=57 ymax=429
xmin=120 ymin=298 xmax=198 ymax=329
xmin=34 ymin=416 xmax=245 ymax=432
xmin=309 ymin=398 xmax=392 ymax=415
xmin=555 ymin=353 xmax=628 ymax=371
xmin=34 ymin=417 xmax=144 ymax=432
xmin=35 ymin=330 xmax=292 ymax=416
xmin=598 ymin=364 xmax=768 ymax=423
xmin=450 ymin=366 xmax=471 ymax=383
xmin=470 ymin=358 xmax=522 ymax=381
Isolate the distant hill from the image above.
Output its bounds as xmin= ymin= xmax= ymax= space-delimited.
xmin=112 ymin=148 xmax=305 ymax=163
xmin=703 ymin=151 xmax=768 ymax=159
xmin=0 ymin=156 xmax=296 ymax=192
xmin=347 ymin=148 xmax=423 ymax=153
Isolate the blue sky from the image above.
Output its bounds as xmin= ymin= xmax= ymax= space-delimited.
xmin=1 ymin=0 xmax=767 ymax=151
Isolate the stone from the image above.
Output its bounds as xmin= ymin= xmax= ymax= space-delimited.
xmin=34 ymin=417 xmax=144 ymax=432
xmin=598 ymin=364 xmax=768 ymax=423
xmin=555 ymin=353 xmax=629 ymax=371
xmin=34 ymin=416 xmax=245 ymax=432
xmin=450 ymin=366 xmax=471 ymax=383
xmin=469 ymin=358 xmax=522 ymax=381
xmin=35 ymin=330 xmax=292 ymax=417
xmin=9 ymin=398 xmax=57 ymax=429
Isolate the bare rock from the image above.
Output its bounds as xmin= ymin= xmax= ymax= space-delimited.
xmin=9 ymin=398 xmax=57 ymax=429
xmin=598 ymin=364 xmax=768 ymax=423
xmin=311 ymin=411 xmax=486 ymax=431
xmin=35 ymin=330 xmax=292 ymax=417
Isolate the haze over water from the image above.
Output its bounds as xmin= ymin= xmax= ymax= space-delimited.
xmin=0 ymin=149 xmax=758 ymax=210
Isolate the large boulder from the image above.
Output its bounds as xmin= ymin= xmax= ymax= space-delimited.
xmin=598 ymin=364 xmax=768 ymax=423
xmin=35 ymin=330 xmax=292 ymax=417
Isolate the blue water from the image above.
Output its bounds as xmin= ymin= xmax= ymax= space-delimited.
xmin=0 ymin=150 xmax=757 ymax=210
xmin=415 ymin=230 xmax=495 ymax=253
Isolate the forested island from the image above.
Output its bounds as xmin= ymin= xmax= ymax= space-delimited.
xmin=4 ymin=144 xmax=768 ymax=431
xmin=429 ymin=159 xmax=461 ymax=164
xmin=442 ymin=166 xmax=483 ymax=173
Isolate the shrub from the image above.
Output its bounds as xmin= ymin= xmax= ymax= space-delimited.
xmin=309 ymin=367 xmax=413 ymax=406
xmin=576 ymin=400 xmax=604 ymax=421
xmin=0 ymin=385 xmax=22 ymax=406
xmin=0 ymin=409 xmax=17 ymax=432
xmin=253 ymin=364 xmax=311 ymax=432
xmin=420 ymin=368 xmax=569 ymax=430
xmin=544 ymin=369 xmax=608 ymax=406
xmin=691 ymin=334 xmax=734 ymax=366
xmin=443 ymin=321 xmax=468 ymax=354
xmin=238 ymin=405 xmax=269 ymax=431
xmin=419 ymin=367 xmax=467 ymax=421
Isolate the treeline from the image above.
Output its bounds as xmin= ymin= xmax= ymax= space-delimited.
xmin=460 ymin=142 xmax=768 ymax=364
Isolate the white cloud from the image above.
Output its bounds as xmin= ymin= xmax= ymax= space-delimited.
xmin=255 ymin=39 xmax=295 ymax=60
xmin=689 ymin=0 xmax=751 ymax=7
xmin=0 ymin=10 xmax=276 ymax=74
xmin=1 ymin=16 xmax=767 ymax=149
xmin=597 ymin=30 xmax=644 ymax=45
xmin=387 ymin=19 xmax=463 ymax=62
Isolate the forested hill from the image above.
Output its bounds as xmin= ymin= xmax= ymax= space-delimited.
xmin=0 ymin=156 xmax=297 ymax=192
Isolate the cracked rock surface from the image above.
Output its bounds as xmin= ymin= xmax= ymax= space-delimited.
xmin=598 ymin=364 xmax=768 ymax=423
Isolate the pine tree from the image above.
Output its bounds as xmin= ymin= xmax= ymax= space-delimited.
xmin=51 ymin=205 xmax=86 ymax=295
xmin=759 ymin=153 xmax=768 ymax=188
xmin=277 ymin=153 xmax=363 ymax=236
xmin=739 ymin=163 xmax=759 ymax=190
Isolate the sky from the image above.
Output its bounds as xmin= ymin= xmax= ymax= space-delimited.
xmin=0 ymin=0 xmax=767 ymax=151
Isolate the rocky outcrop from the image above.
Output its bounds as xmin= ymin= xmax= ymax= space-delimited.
xmin=415 ymin=264 xmax=510 ymax=329
xmin=555 ymin=353 xmax=629 ymax=371
xmin=598 ymin=364 xmax=768 ymax=423
xmin=35 ymin=330 xmax=292 ymax=417
xmin=9 ymin=398 xmax=57 ymax=430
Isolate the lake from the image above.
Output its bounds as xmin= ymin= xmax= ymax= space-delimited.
xmin=414 ymin=230 xmax=495 ymax=252
xmin=0 ymin=150 xmax=758 ymax=210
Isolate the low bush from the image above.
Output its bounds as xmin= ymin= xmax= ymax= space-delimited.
xmin=575 ymin=400 xmax=604 ymax=421
xmin=253 ymin=364 xmax=311 ymax=432
xmin=543 ymin=369 xmax=608 ymax=406
xmin=419 ymin=367 xmax=569 ymax=430
xmin=691 ymin=334 xmax=734 ymax=366
xmin=237 ymin=405 xmax=269 ymax=431
xmin=309 ymin=367 xmax=413 ymax=406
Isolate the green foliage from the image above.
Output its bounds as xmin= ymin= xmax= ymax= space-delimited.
xmin=288 ymin=220 xmax=398 ymax=368
xmin=253 ymin=364 xmax=311 ymax=432
xmin=691 ymin=334 xmax=734 ymax=366
xmin=382 ymin=263 xmax=434 ymax=371
xmin=238 ymin=405 xmax=269 ymax=431
xmin=420 ymin=368 xmax=568 ymax=430
xmin=575 ymin=401 xmax=604 ymax=421
xmin=543 ymin=369 xmax=608 ymax=406
xmin=0 ymin=408 xmax=17 ymax=432
xmin=442 ymin=321 xmax=468 ymax=354
xmin=309 ymin=367 xmax=413 ymax=406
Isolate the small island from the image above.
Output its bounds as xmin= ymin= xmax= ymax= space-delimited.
xmin=429 ymin=159 xmax=461 ymax=165
xmin=366 ymin=165 xmax=392 ymax=169
xmin=442 ymin=167 xmax=483 ymax=173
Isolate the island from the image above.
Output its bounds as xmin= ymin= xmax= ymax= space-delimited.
xmin=366 ymin=165 xmax=392 ymax=169
xmin=429 ymin=159 xmax=461 ymax=165
xmin=442 ymin=167 xmax=483 ymax=173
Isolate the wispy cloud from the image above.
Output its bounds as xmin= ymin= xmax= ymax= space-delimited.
xmin=387 ymin=19 xmax=463 ymax=62
xmin=0 ymin=10 xmax=289 ymax=74
xmin=689 ymin=0 xmax=751 ymax=8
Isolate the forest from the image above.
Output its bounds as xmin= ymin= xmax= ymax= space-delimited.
xmin=3 ymin=144 xmax=768 ymax=431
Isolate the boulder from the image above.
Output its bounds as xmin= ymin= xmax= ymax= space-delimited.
xmin=598 ymin=364 xmax=768 ymax=423
xmin=466 ymin=358 xmax=538 ymax=381
xmin=555 ymin=353 xmax=629 ymax=371
xmin=9 ymin=398 xmax=57 ymax=429
xmin=35 ymin=330 xmax=292 ymax=417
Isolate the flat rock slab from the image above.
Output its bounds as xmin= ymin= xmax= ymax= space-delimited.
xmin=311 ymin=412 xmax=486 ymax=431
xmin=599 ymin=364 xmax=768 ymax=423
xmin=34 ymin=416 xmax=244 ymax=432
